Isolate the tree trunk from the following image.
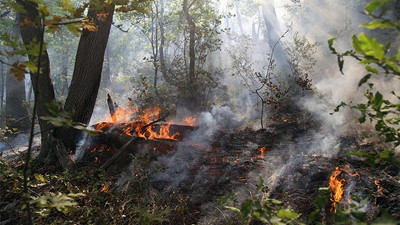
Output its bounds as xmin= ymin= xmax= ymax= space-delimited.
xmin=17 ymin=0 xmax=56 ymax=159
xmin=262 ymin=1 xmax=289 ymax=73
xmin=59 ymin=1 xmax=115 ymax=150
xmin=1 ymin=61 xmax=4 ymax=113
xmin=5 ymin=15 xmax=29 ymax=132
xmin=101 ymin=43 xmax=111 ymax=88
xmin=235 ymin=3 xmax=244 ymax=34
xmin=159 ymin=0 xmax=168 ymax=80
xmin=182 ymin=0 xmax=198 ymax=110
xmin=183 ymin=0 xmax=196 ymax=85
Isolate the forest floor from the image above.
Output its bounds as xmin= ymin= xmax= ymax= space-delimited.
xmin=1 ymin=106 xmax=400 ymax=224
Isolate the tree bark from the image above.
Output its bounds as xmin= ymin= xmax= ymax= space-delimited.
xmin=17 ymin=0 xmax=56 ymax=158
xmin=182 ymin=0 xmax=199 ymax=110
xmin=159 ymin=0 xmax=168 ymax=80
xmin=183 ymin=0 xmax=196 ymax=85
xmin=59 ymin=1 xmax=115 ymax=150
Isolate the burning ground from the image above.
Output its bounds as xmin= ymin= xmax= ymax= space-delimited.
xmin=3 ymin=100 xmax=397 ymax=224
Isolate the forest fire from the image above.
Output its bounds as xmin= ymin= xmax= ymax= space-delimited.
xmin=328 ymin=166 xmax=360 ymax=212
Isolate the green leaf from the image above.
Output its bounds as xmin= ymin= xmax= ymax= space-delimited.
xmin=365 ymin=65 xmax=379 ymax=74
xmin=359 ymin=74 xmax=372 ymax=87
xmin=240 ymin=199 xmax=253 ymax=218
xmin=352 ymin=33 xmax=385 ymax=61
xmin=380 ymin=149 xmax=394 ymax=160
xmin=66 ymin=23 xmax=81 ymax=36
xmin=328 ymin=38 xmax=337 ymax=54
xmin=309 ymin=209 xmax=319 ymax=222
xmin=363 ymin=20 xmax=396 ymax=30
xmin=330 ymin=102 xmax=347 ymax=115
xmin=372 ymin=92 xmax=384 ymax=111
xmin=224 ymin=206 xmax=241 ymax=214
xmin=359 ymin=111 xmax=367 ymax=123
xmin=365 ymin=0 xmax=391 ymax=15
xmin=217 ymin=193 xmax=236 ymax=206
xmin=256 ymin=176 xmax=265 ymax=192
xmin=277 ymin=209 xmax=300 ymax=219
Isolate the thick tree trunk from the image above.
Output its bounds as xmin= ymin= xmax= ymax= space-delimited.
xmin=17 ymin=0 xmax=56 ymax=159
xmin=59 ymin=1 xmax=115 ymax=150
xmin=5 ymin=16 xmax=29 ymax=131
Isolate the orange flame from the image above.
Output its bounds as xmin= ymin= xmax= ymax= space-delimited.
xmin=375 ymin=180 xmax=383 ymax=196
xmin=100 ymin=185 xmax=109 ymax=193
xmin=94 ymin=105 xmax=182 ymax=140
xmin=257 ymin=147 xmax=267 ymax=159
xmin=328 ymin=166 xmax=360 ymax=212
xmin=181 ymin=116 xmax=197 ymax=126
xmin=329 ymin=167 xmax=345 ymax=212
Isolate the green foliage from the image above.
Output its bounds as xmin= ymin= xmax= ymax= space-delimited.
xmin=41 ymin=101 xmax=99 ymax=136
xmin=310 ymin=187 xmax=400 ymax=224
xmin=329 ymin=0 xmax=400 ymax=166
xmin=29 ymin=192 xmax=84 ymax=216
xmin=218 ymin=177 xmax=303 ymax=225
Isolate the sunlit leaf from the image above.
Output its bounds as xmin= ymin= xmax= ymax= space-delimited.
xmin=363 ymin=20 xmax=396 ymax=30
xmin=352 ymin=33 xmax=385 ymax=61
xmin=277 ymin=209 xmax=300 ymax=219
xmin=365 ymin=0 xmax=391 ymax=15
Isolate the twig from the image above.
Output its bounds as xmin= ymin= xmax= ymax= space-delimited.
xmin=211 ymin=206 xmax=228 ymax=223
xmin=0 ymin=59 xmax=28 ymax=73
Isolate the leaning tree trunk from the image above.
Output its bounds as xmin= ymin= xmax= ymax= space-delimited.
xmin=5 ymin=15 xmax=29 ymax=132
xmin=58 ymin=1 xmax=115 ymax=150
xmin=17 ymin=0 xmax=56 ymax=162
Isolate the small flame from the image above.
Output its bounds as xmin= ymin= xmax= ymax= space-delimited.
xmin=375 ymin=180 xmax=383 ymax=196
xmin=257 ymin=147 xmax=267 ymax=159
xmin=101 ymin=185 xmax=109 ymax=193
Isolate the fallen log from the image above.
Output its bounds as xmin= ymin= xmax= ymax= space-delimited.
xmin=101 ymin=133 xmax=140 ymax=176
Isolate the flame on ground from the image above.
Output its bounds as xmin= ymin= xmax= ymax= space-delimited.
xmin=257 ymin=146 xmax=267 ymax=159
xmin=375 ymin=180 xmax=383 ymax=196
xmin=328 ymin=166 xmax=360 ymax=213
